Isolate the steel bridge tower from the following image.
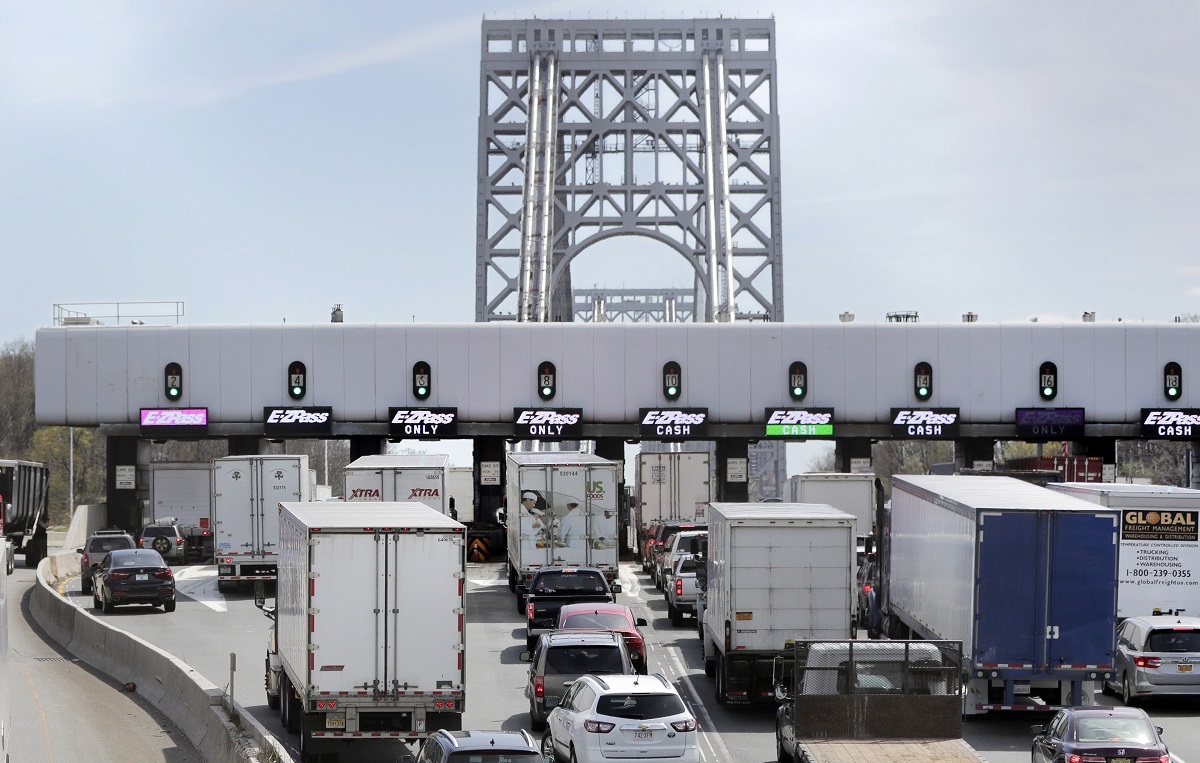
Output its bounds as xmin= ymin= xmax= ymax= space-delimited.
xmin=475 ymin=18 xmax=786 ymax=496
xmin=475 ymin=18 xmax=784 ymax=324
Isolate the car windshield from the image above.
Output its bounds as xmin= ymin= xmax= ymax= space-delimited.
xmin=446 ymin=754 xmax=542 ymax=763
xmin=596 ymin=693 xmax=686 ymax=720
xmin=1074 ymin=717 xmax=1156 ymax=745
xmin=113 ymin=553 xmax=164 ymax=568
xmin=532 ymin=572 xmax=606 ymax=594
xmin=561 ymin=613 xmax=630 ymax=630
xmin=544 ymin=646 xmax=624 ymax=675
xmin=676 ymin=535 xmax=705 ymax=553
xmin=88 ymin=538 xmax=132 ymax=553
xmin=1146 ymin=629 xmax=1200 ymax=652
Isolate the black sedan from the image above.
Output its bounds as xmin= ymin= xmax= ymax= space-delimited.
xmin=1031 ymin=706 xmax=1169 ymax=763
xmin=93 ymin=548 xmax=176 ymax=613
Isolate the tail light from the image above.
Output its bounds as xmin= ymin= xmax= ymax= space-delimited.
xmin=81 ymin=553 xmax=90 ymax=566
xmin=527 ymin=602 xmax=535 ymax=619
xmin=434 ymin=700 xmax=455 ymax=709
xmin=863 ymin=583 xmax=872 ymax=594
xmin=316 ymin=699 xmax=338 ymax=710
xmin=1068 ymin=756 xmax=1105 ymax=763
xmin=176 ymin=537 xmax=184 ymax=545
xmin=1135 ymin=757 xmax=1171 ymax=763
xmin=109 ymin=571 xmax=131 ymax=581
xmin=1134 ymin=656 xmax=1162 ymax=669
xmin=534 ymin=676 xmax=544 ymax=698
xmin=583 ymin=720 xmax=615 ymax=733
xmin=152 ymin=568 xmax=173 ymax=579
xmin=671 ymin=719 xmax=697 ymax=732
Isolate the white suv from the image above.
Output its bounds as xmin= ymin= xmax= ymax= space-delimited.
xmin=542 ymin=673 xmax=698 ymax=763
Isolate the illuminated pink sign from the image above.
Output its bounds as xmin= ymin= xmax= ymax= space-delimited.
xmin=140 ymin=408 xmax=208 ymax=427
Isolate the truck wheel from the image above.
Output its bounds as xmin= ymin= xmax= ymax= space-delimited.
xmin=280 ymin=673 xmax=291 ymax=725
xmin=668 ymin=604 xmax=682 ymax=627
xmin=714 ymin=654 xmax=726 ymax=704
xmin=516 ymin=594 xmax=526 ymax=616
xmin=298 ymin=715 xmax=316 ymax=762
xmin=266 ymin=660 xmax=281 ymax=711
xmin=508 ymin=565 xmax=517 ymax=593
xmin=704 ymin=643 xmax=715 ymax=677
xmin=529 ymin=699 xmax=546 ymax=731
xmin=81 ymin=577 xmax=92 ymax=595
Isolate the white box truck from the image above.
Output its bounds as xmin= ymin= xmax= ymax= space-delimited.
xmin=702 ymin=502 xmax=857 ymax=705
xmin=344 ymin=455 xmax=451 ymax=515
xmin=212 ymin=455 xmax=309 ymax=591
xmin=787 ymin=472 xmax=878 ymax=562
xmin=635 ymin=451 xmax=710 ymax=562
xmin=1047 ymin=481 xmax=1200 ymax=618
xmin=446 ymin=466 xmax=475 ymax=525
xmin=506 ymin=452 xmax=620 ymax=595
xmin=261 ymin=502 xmax=466 ymax=759
xmin=148 ymin=462 xmax=214 ymax=560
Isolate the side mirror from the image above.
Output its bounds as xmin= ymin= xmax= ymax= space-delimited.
xmin=254 ymin=580 xmax=266 ymax=609
xmin=497 ymin=510 xmax=507 ymax=525
xmin=1157 ymin=727 xmax=1164 ymax=735
xmin=635 ymin=618 xmax=648 ymax=627
xmin=775 ymin=683 xmax=793 ymax=702
xmin=1029 ymin=725 xmax=1045 ymax=736
xmin=864 ymin=536 xmax=875 ymax=555
xmin=520 ymin=650 xmax=532 ymax=662
xmin=76 ymin=548 xmax=84 ymax=554
xmin=611 ymin=583 xmax=621 ymax=594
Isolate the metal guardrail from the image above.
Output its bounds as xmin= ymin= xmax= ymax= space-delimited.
xmin=53 ymin=301 xmax=184 ymax=327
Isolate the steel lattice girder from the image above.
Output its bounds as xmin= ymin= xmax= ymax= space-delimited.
xmin=476 ymin=18 xmax=784 ymax=323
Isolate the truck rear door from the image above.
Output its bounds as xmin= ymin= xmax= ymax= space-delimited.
xmin=975 ymin=511 xmax=1039 ymax=669
xmin=1045 ymin=511 xmax=1117 ymax=670
xmin=214 ymin=462 xmax=254 ymax=560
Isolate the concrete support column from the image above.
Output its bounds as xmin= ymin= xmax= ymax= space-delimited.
xmin=715 ymin=438 xmax=749 ymax=502
xmin=1080 ymin=438 xmax=1117 ymax=465
xmin=473 ymin=437 xmax=507 ymax=528
xmin=593 ymin=437 xmax=624 ymax=463
xmin=349 ymin=436 xmax=384 ymax=462
xmin=594 ymin=437 xmax=630 ymax=556
xmin=105 ymin=435 xmax=150 ymax=534
xmin=227 ymin=436 xmax=260 ymax=456
xmin=954 ymin=439 xmax=996 ymax=472
xmin=834 ymin=438 xmax=872 ymax=473
xmin=1190 ymin=445 xmax=1200 ymax=490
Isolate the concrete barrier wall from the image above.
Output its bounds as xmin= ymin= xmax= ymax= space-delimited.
xmin=31 ymin=552 xmax=290 ymax=763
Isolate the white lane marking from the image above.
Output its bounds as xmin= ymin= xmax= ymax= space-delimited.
xmin=621 ymin=565 xmax=730 ymax=763
xmin=172 ymin=565 xmax=227 ymax=612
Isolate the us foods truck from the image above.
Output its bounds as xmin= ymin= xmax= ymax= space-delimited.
xmin=702 ymin=503 xmax=857 ymax=705
xmin=261 ymin=502 xmax=466 ymax=760
xmin=1047 ymin=481 xmax=1200 ymax=618
xmin=344 ymin=455 xmax=452 ymax=516
xmin=877 ymin=475 xmax=1119 ymax=714
xmin=212 ymin=455 xmax=310 ymax=592
xmin=505 ymin=452 xmax=620 ymax=595
xmin=634 ymin=451 xmax=710 ymax=561
xmin=787 ymin=472 xmax=878 ymax=562
xmin=148 ymin=462 xmax=214 ymax=561
xmin=0 ymin=459 xmax=50 ymax=568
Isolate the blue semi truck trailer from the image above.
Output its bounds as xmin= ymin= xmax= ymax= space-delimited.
xmin=875 ymin=475 xmax=1119 ymax=714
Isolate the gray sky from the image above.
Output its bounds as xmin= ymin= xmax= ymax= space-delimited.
xmin=3 ymin=0 xmax=1199 ymax=344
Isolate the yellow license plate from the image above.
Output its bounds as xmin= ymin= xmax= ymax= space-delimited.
xmin=325 ymin=715 xmax=345 ymax=729
xmin=1179 ymin=664 xmax=1192 ymax=673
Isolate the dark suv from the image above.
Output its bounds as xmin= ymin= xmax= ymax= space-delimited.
xmin=78 ymin=529 xmax=137 ymax=594
xmin=139 ymin=523 xmax=187 ymax=563
xmin=411 ymin=729 xmax=542 ymax=763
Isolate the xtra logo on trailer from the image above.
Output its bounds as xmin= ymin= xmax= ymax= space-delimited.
xmin=140 ymin=408 xmax=209 ymax=437
xmin=890 ymin=408 xmax=960 ymax=438
xmin=349 ymin=488 xmax=381 ymax=499
xmin=263 ymin=406 xmax=333 ymax=436
xmin=639 ymin=408 xmax=708 ymax=440
xmin=389 ymin=407 xmax=458 ymax=438
xmin=513 ymin=408 xmax=584 ymax=439
xmin=1141 ymin=409 xmax=1200 ymax=440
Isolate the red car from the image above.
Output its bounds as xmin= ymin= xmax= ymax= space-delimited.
xmin=557 ymin=602 xmax=649 ymax=673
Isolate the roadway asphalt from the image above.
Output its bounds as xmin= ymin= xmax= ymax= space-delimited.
xmin=42 ymin=551 xmax=1200 ymax=763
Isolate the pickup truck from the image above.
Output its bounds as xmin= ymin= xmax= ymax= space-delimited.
xmin=775 ymin=639 xmax=985 ymax=763
xmin=524 ymin=567 xmax=617 ymax=651
xmin=665 ymin=554 xmax=700 ymax=626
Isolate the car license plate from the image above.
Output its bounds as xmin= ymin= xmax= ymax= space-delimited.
xmin=135 ymin=574 xmax=148 ymax=581
xmin=633 ymin=731 xmax=654 ymax=740
xmin=1110 ymin=757 xmax=1131 ymax=763
xmin=325 ymin=715 xmax=345 ymax=729
xmin=1013 ymin=683 xmax=1031 ymax=694
xmin=1179 ymin=664 xmax=1192 ymax=673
